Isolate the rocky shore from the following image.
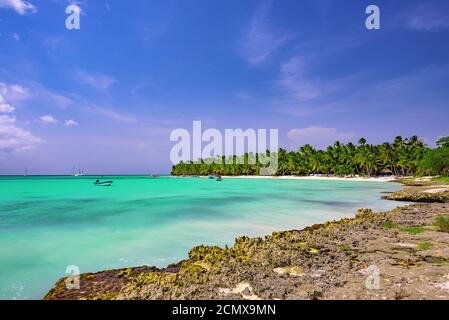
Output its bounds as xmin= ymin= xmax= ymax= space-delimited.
xmin=44 ymin=178 xmax=449 ymax=300
xmin=384 ymin=178 xmax=449 ymax=203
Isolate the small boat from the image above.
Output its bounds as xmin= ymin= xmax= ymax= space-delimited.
xmin=73 ymin=168 xmax=85 ymax=176
xmin=94 ymin=180 xmax=113 ymax=186
xmin=208 ymin=175 xmax=215 ymax=179
xmin=215 ymin=175 xmax=222 ymax=181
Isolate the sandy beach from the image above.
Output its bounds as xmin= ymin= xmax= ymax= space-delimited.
xmin=219 ymin=175 xmax=399 ymax=182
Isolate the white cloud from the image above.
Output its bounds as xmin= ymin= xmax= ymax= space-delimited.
xmin=0 ymin=102 xmax=14 ymax=113
xmin=65 ymin=119 xmax=78 ymax=127
xmin=0 ymin=92 xmax=15 ymax=113
xmin=240 ymin=0 xmax=290 ymax=65
xmin=0 ymin=0 xmax=36 ymax=15
xmin=0 ymin=82 xmax=30 ymax=103
xmin=0 ymin=115 xmax=43 ymax=158
xmin=0 ymin=81 xmax=72 ymax=159
xmin=4 ymin=81 xmax=73 ymax=109
xmin=77 ymin=71 xmax=116 ymax=92
xmin=287 ymin=126 xmax=354 ymax=149
xmin=0 ymin=82 xmax=30 ymax=114
xmin=39 ymin=115 xmax=57 ymax=124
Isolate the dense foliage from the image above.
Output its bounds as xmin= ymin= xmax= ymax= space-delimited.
xmin=417 ymin=145 xmax=449 ymax=176
xmin=171 ymin=136 xmax=446 ymax=177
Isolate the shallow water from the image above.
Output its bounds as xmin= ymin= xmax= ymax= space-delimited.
xmin=0 ymin=176 xmax=403 ymax=299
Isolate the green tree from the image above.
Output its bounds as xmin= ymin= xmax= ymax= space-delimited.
xmin=436 ymin=136 xmax=449 ymax=148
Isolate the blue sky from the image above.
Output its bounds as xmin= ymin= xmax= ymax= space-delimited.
xmin=0 ymin=0 xmax=448 ymax=174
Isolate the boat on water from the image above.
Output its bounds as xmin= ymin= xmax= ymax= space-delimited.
xmin=73 ymin=167 xmax=85 ymax=177
xmin=94 ymin=179 xmax=113 ymax=186
xmin=215 ymin=175 xmax=222 ymax=181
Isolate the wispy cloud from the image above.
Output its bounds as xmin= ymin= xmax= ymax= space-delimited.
xmin=11 ymin=32 xmax=20 ymax=41
xmin=4 ymin=80 xmax=136 ymax=124
xmin=65 ymin=119 xmax=78 ymax=127
xmin=287 ymin=126 xmax=354 ymax=149
xmin=278 ymin=56 xmax=321 ymax=102
xmin=278 ymin=63 xmax=449 ymax=119
xmin=274 ymin=52 xmax=351 ymax=117
xmin=240 ymin=0 xmax=291 ymax=65
xmin=1 ymin=81 xmax=73 ymax=112
xmin=82 ymin=102 xmax=136 ymax=124
xmin=29 ymin=83 xmax=73 ymax=109
xmin=131 ymin=81 xmax=156 ymax=97
xmin=77 ymin=71 xmax=116 ymax=92
xmin=405 ymin=2 xmax=449 ymax=32
xmin=0 ymin=0 xmax=36 ymax=15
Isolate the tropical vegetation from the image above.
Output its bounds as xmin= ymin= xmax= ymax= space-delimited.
xmin=171 ymin=136 xmax=449 ymax=177
xmin=434 ymin=215 xmax=449 ymax=233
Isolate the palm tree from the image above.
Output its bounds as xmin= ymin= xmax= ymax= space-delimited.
xmin=171 ymin=136 xmax=428 ymax=177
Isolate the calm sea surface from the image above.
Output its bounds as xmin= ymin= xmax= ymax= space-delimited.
xmin=0 ymin=176 xmax=403 ymax=299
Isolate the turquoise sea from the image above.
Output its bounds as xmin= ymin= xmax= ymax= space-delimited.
xmin=0 ymin=176 xmax=403 ymax=299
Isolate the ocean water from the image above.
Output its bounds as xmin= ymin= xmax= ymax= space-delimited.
xmin=0 ymin=176 xmax=403 ymax=300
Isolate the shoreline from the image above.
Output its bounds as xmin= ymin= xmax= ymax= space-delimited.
xmin=169 ymin=175 xmax=401 ymax=182
xmin=221 ymin=175 xmax=399 ymax=182
xmin=44 ymin=178 xmax=449 ymax=300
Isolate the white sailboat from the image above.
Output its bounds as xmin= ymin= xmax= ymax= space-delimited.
xmin=73 ymin=167 xmax=85 ymax=177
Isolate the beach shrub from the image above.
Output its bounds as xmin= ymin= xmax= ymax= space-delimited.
xmin=434 ymin=215 xmax=449 ymax=232
xmin=418 ymin=242 xmax=433 ymax=250
xmin=383 ymin=220 xmax=398 ymax=229
xmin=433 ymin=177 xmax=449 ymax=184
xmin=400 ymin=226 xmax=426 ymax=234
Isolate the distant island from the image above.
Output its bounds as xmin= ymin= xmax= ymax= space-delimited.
xmin=171 ymin=136 xmax=449 ymax=178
